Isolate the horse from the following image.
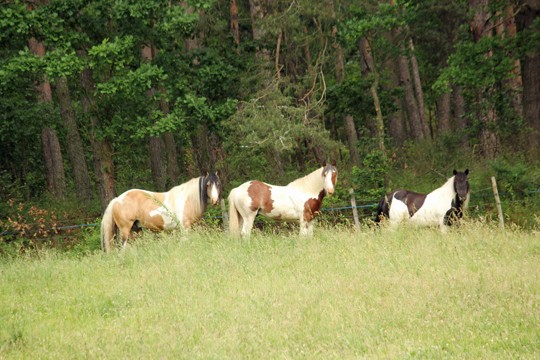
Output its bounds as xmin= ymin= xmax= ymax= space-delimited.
xmin=228 ymin=163 xmax=338 ymax=237
xmin=373 ymin=169 xmax=470 ymax=231
xmin=100 ymin=172 xmax=221 ymax=252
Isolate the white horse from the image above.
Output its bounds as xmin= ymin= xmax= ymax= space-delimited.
xmin=100 ymin=172 xmax=221 ymax=252
xmin=374 ymin=169 xmax=470 ymax=231
xmin=228 ymin=163 xmax=338 ymax=237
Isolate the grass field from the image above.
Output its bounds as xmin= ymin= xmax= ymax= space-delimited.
xmin=1 ymin=223 xmax=539 ymax=358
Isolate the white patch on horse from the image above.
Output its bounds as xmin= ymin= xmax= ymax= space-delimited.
xmin=210 ymin=183 xmax=219 ymax=205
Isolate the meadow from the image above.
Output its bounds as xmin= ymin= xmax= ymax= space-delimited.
xmin=1 ymin=223 xmax=539 ymax=359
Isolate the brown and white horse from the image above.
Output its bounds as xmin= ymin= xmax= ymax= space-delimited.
xmin=228 ymin=163 xmax=338 ymax=237
xmin=100 ymin=172 xmax=221 ymax=252
xmin=374 ymin=169 xmax=470 ymax=231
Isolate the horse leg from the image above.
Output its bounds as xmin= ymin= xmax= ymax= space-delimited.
xmin=240 ymin=212 xmax=256 ymax=238
xmin=439 ymin=219 xmax=449 ymax=233
xmin=299 ymin=217 xmax=309 ymax=236
xmin=118 ymin=225 xmax=132 ymax=248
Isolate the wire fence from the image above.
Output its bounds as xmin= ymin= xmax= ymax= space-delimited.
xmin=2 ymin=188 xmax=539 ymax=240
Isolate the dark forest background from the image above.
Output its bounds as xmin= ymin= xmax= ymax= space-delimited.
xmin=1 ymin=0 xmax=539 ymax=237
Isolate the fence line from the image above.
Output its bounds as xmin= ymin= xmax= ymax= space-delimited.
xmin=2 ymin=188 xmax=539 ymax=237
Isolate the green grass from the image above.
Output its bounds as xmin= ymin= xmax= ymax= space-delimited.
xmin=1 ymin=223 xmax=539 ymax=358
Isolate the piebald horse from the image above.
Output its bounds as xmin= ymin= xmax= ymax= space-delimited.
xmin=374 ymin=169 xmax=470 ymax=231
xmin=100 ymin=172 xmax=221 ymax=252
xmin=228 ymin=163 xmax=338 ymax=237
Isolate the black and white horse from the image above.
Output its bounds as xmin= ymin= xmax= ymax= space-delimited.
xmin=374 ymin=169 xmax=470 ymax=231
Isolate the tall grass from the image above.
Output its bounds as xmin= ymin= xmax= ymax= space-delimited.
xmin=1 ymin=223 xmax=539 ymax=358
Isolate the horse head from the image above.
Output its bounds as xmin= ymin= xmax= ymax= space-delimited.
xmin=322 ymin=161 xmax=338 ymax=195
xmin=453 ymin=169 xmax=470 ymax=204
xmin=205 ymin=171 xmax=222 ymax=205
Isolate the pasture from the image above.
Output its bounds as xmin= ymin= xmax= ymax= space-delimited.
xmin=1 ymin=223 xmax=539 ymax=358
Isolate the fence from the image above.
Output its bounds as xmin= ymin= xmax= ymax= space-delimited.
xmin=2 ymin=185 xmax=539 ymax=240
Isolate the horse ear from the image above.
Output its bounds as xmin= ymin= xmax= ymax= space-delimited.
xmin=332 ymin=160 xmax=337 ymax=167
xmin=322 ymin=161 xmax=327 ymax=167
xmin=206 ymin=171 xmax=209 ymax=176
xmin=453 ymin=169 xmax=457 ymax=175
xmin=215 ymin=170 xmax=219 ymax=177
xmin=465 ymin=169 xmax=469 ymax=175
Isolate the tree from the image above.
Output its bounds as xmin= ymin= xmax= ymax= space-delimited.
xmin=517 ymin=0 xmax=540 ymax=159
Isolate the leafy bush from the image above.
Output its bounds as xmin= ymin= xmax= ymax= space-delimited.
xmin=351 ymin=150 xmax=391 ymax=199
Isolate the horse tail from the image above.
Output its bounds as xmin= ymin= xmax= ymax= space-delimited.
xmin=100 ymin=199 xmax=117 ymax=252
xmin=373 ymin=193 xmax=392 ymax=223
xmin=228 ymin=188 xmax=240 ymax=236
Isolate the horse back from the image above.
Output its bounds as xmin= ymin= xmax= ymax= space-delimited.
xmin=113 ymin=189 xmax=167 ymax=230
xmin=393 ymin=190 xmax=427 ymax=218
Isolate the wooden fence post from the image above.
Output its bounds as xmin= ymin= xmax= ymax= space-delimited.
xmin=491 ymin=176 xmax=505 ymax=229
xmin=220 ymin=198 xmax=229 ymax=231
xmin=349 ymin=188 xmax=360 ymax=229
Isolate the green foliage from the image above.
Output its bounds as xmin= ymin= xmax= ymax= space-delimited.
xmin=490 ymin=158 xmax=540 ymax=199
xmin=351 ymin=150 xmax=392 ymax=199
xmin=224 ymin=82 xmax=342 ymax=182
xmin=434 ymin=36 xmax=517 ymax=95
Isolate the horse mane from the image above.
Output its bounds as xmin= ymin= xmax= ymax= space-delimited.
xmin=175 ymin=176 xmax=207 ymax=217
xmin=286 ymin=166 xmax=324 ymax=195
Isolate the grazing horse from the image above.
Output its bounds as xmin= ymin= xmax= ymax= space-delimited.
xmin=228 ymin=163 xmax=338 ymax=237
xmin=100 ymin=172 xmax=221 ymax=252
xmin=374 ymin=169 xmax=470 ymax=230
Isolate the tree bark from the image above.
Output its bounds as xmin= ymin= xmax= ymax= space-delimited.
xmin=436 ymin=92 xmax=452 ymax=135
xmin=27 ymin=34 xmax=66 ymax=199
xmin=408 ymin=38 xmax=430 ymax=138
xmin=230 ymin=0 xmax=240 ymax=46
xmin=469 ymin=0 xmax=499 ymax=158
xmin=359 ymin=37 xmax=385 ymax=152
xmin=328 ymin=0 xmax=360 ymax=166
xmin=248 ymin=0 xmax=271 ymax=61
xmin=54 ymin=76 xmax=93 ymax=201
xmin=80 ymin=60 xmax=116 ymax=210
xmin=497 ymin=4 xmax=523 ymax=120
xmin=41 ymin=128 xmax=67 ymax=198
xmin=385 ymin=46 xmax=407 ymax=146
xmin=397 ymin=48 xmax=423 ymax=140
xmin=343 ymin=115 xmax=360 ymax=165
xmin=517 ymin=1 xmax=540 ymax=158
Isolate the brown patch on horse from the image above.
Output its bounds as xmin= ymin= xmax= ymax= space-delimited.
xmin=247 ymin=181 xmax=274 ymax=213
xmin=394 ymin=190 xmax=426 ymax=217
xmin=304 ymin=190 xmax=326 ymax=222
xmin=113 ymin=190 xmax=166 ymax=233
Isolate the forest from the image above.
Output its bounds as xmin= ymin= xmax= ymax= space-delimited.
xmin=1 ymin=0 xmax=540 ymax=242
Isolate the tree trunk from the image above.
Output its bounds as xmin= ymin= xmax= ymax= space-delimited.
xmin=397 ymin=49 xmax=423 ymax=140
xmin=359 ymin=37 xmax=385 ymax=152
xmin=385 ymin=48 xmax=407 ymax=146
xmin=249 ymin=0 xmax=271 ymax=61
xmin=54 ymin=76 xmax=93 ymax=201
xmin=436 ymin=92 xmax=452 ymax=135
xmin=344 ymin=115 xmax=360 ymax=166
xmin=497 ymin=4 xmax=523 ymax=120
xmin=517 ymin=1 xmax=540 ymax=158
xmin=27 ymin=35 xmax=66 ymax=198
xmin=142 ymin=45 xmax=173 ymax=190
xmin=469 ymin=0 xmax=499 ymax=158
xmin=452 ymin=85 xmax=466 ymax=129
xmin=158 ymin=88 xmax=180 ymax=187
xmin=149 ymin=136 xmax=167 ymax=190
xmin=329 ymin=0 xmax=359 ymax=166
xmin=230 ymin=0 xmax=240 ymax=46
xmin=408 ymin=38 xmax=430 ymax=138
xmin=41 ymin=128 xmax=66 ymax=198
xmin=80 ymin=61 xmax=116 ymax=210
